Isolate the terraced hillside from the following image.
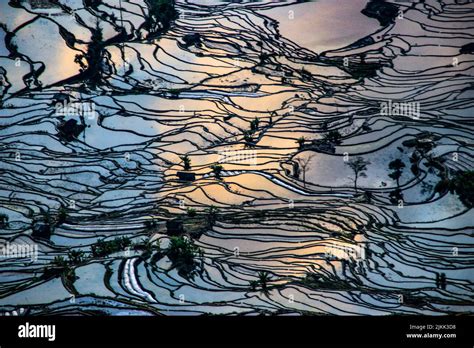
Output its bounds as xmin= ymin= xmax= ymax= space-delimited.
xmin=0 ymin=0 xmax=473 ymax=315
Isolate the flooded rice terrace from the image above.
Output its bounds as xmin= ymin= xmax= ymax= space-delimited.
xmin=0 ymin=0 xmax=473 ymax=316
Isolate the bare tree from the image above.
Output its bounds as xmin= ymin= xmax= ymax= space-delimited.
xmin=295 ymin=155 xmax=315 ymax=188
xmin=346 ymin=156 xmax=371 ymax=192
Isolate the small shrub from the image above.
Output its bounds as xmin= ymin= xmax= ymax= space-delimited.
xmin=91 ymin=237 xmax=131 ymax=257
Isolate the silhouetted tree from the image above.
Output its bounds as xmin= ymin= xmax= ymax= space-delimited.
xmin=180 ymin=154 xmax=191 ymax=171
xmin=388 ymin=159 xmax=405 ymax=187
xmin=347 ymin=157 xmax=371 ymax=192
xmin=67 ymin=250 xmax=85 ymax=265
xmin=211 ymin=164 xmax=223 ymax=179
xmin=295 ymin=155 xmax=315 ymax=188
xmin=0 ymin=213 xmax=8 ymax=228
xmin=257 ymin=271 xmax=271 ymax=293
xmin=250 ymin=117 xmax=260 ymax=132
xmin=296 ymin=136 xmax=306 ymax=149
xmin=243 ymin=131 xmax=254 ymax=147
xmin=323 ymin=130 xmax=342 ymax=145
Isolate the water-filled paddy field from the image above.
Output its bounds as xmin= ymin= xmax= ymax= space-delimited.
xmin=0 ymin=0 xmax=473 ymax=316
